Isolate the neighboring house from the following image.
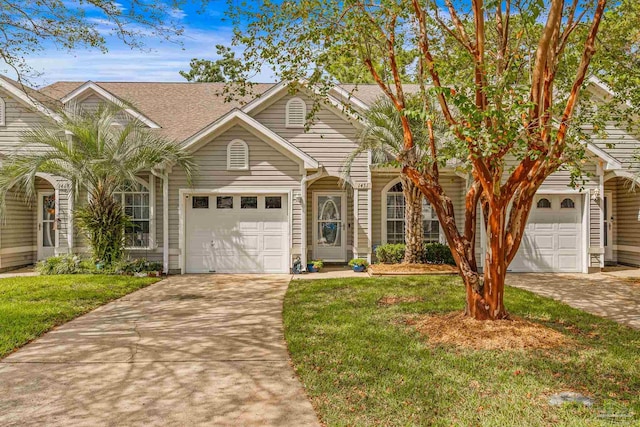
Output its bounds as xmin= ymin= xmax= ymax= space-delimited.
xmin=0 ymin=76 xmax=638 ymax=274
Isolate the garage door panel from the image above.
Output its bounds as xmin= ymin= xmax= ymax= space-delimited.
xmin=509 ymin=194 xmax=582 ymax=273
xmin=186 ymin=194 xmax=289 ymax=274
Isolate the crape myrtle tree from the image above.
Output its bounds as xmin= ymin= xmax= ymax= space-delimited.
xmin=226 ymin=0 xmax=613 ymax=320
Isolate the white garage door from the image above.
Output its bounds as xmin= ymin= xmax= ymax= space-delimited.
xmin=509 ymin=194 xmax=582 ymax=273
xmin=185 ymin=194 xmax=289 ymax=274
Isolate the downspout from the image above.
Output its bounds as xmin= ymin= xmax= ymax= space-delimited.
xmin=300 ymin=166 xmax=324 ymax=269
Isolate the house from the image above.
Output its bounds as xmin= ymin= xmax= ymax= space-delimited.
xmin=0 ymin=76 xmax=638 ymax=274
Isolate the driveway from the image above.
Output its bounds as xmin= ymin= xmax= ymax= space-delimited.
xmin=0 ymin=274 xmax=319 ymax=427
xmin=507 ymin=271 xmax=640 ymax=329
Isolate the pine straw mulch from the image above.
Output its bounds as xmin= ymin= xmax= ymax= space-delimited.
xmin=403 ymin=311 xmax=573 ymax=351
xmin=369 ymin=263 xmax=458 ymax=275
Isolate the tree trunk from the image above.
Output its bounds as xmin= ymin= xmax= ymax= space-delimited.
xmin=402 ymin=175 xmax=423 ymax=264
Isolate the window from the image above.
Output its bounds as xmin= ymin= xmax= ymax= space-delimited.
xmin=0 ymin=97 xmax=5 ymax=126
xmin=217 ymin=196 xmax=233 ymax=209
xmin=192 ymin=196 xmax=209 ymax=209
xmin=536 ymin=198 xmax=551 ymax=209
xmin=227 ymin=139 xmax=249 ymax=170
xmin=561 ymin=198 xmax=575 ymax=209
xmin=285 ymin=97 xmax=306 ymax=128
xmin=241 ymin=196 xmax=258 ymax=209
xmin=114 ymin=181 xmax=150 ymax=248
xmin=265 ymin=196 xmax=282 ymax=209
xmin=384 ymin=181 xmax=440 ymax=244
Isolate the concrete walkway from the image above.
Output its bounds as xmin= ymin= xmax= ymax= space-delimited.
xmin=0 ymin=275 xmax=320 ymax=427
xmin=507 ymin=271 xmax=640 ymax=329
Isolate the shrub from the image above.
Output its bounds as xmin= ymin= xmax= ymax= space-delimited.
xmin=36 ymin=254 xmax=83 ymax=275
xmin=312 ymin=260 xmax=324 ymax=270
xmin=117 ymin=259 xmax=163 ymax=274
xmin=422 ymin=243 xmax=456 ymax=265
xmin=375 ymin=243 xmax=405 ymax=264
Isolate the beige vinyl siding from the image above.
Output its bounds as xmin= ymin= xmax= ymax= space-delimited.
xmin=306 ymin=176 xmax=353 ymax=262
xmin=588 ymin=121 xmax=640 ymax=168
xmin=614 ymin=180 xmax=640 ymax=266
xmin=371 ymin=171 xmax=465 ymax=257
xmin=0 ymin=90 xmax=51 ymax=155
xmin=77 ymin=94 xmax=131 ymax=125
xmin=0 ymin=189 xmax=36 ymax=271
xmin=168 ymin=125 xmax=303 ymax=271
xmin=252 ymin=92 xmax=368 ymax=183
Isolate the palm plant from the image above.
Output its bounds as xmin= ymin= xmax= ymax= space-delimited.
xmin=0 ymin=103 xmax=196 ymax=266
xmin=343 ymin=97 xmax=432 ymax=263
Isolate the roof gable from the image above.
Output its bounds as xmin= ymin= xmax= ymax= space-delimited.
xmin=182 ymin=109 xmax=319 ymax=170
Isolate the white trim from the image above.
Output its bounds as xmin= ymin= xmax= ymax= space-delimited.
xmin=285 ymin=97 xmax=306 ymax=128
xmin=534 ymin=188 xmax=587 ymax=194
xmin=178 ymin=187 xmax=293 ymax=274
xmin=613 ymin=245 xmax=640 ymax=254
xmin=182 ymin=109 xmax=319 ymax=170
xmin=329 ymin=86 xmax=370 ymax=112
xmin=0 ymin=78 xmax=62 ymax=122
xmin=67 ymin=187 xmax=74 ymax=251
xmin=242 ymin=82 xmax=289 ymax=114
xmin=300 ymin=168 xmax=325 ymax=268
xmin=226 ymin=139 xmax=249 ymax=170
xmin=585 ymin=143 xmax=622 ymax=171
xmin=37 ymin=190 xmax=58 ymax=260
xmin=581 ymin=193 xmax=589 ymax=273
xmin=0 ymin=245 xmax=37 ymax=256
xmin=604 ymin=169 xmax=640 ymax=185
xmin=149 ymin=174 xmax=156 ymax=249
xmin=353 ymin=188 xmax=359 ymax=259
xmin=312 ymin=191 xmax=347 ymax=262
xmin=60 ymin=82 xmax=160 ymax=128
xmin=163 ymin=174 xmax=169 ymax=274
xmin=0 ymin=96 xmax=5 ymax=126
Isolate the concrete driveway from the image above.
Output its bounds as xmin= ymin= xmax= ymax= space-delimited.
xmin=507 ymin=270 xmax=640 ymax=329
xmin=0 ymin=274 xmax=319 ymax=427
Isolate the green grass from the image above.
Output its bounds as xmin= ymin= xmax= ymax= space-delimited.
xmin=284 ymin=276 xmax=640 ymax=426
xmin=0 ymin=274 xmax=159 ymax=358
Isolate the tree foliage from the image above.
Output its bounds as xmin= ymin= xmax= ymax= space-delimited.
xmin=225 ymin=0 xmax=629 ymax=319
xmin=179 ymin=44 xmax=245 ymax=82
xmin=0 ymin=0 xmax=190 ymax=81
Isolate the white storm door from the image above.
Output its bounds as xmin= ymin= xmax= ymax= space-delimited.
xmin=37 ymin=191 xmax=56 ymax=260
xmin=313 ymin=192 xmax=346 ymax=262
xmin=604 ymin=191 xmax=613 ymax=262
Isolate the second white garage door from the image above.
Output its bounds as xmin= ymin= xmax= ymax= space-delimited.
xmin=185 ymin=194 xmax=289 ymax=274
xmin=509 ymin=194 xmax=583 ymax=273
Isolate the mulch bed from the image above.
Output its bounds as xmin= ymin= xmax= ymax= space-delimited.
xmin=369 ymin=263 xmax=458 ymax=275
xmin=404 ymin=311 xmax=572 ymax=351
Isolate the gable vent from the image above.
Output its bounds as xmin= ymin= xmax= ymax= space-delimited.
xmin=227 ymin=139 xmax=249 ymax=170
xmin=286 ymin=97 xmax=306 ymax=128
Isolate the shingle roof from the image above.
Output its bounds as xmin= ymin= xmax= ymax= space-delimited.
xmin=338 ymin=84 xmax=422 ymax=105
xmin=38 ymin=82 xmax=276 ymax=141
xmin=0 ymin=75 xmax=62 ymax=111
xmin=35 ymin=80 xmax=419 ymax=142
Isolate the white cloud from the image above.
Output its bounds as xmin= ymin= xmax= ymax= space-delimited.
xmin=9 ymin=25 xmax=276 ymax=87
xmin=168 ymin=8 xmax=187 ymax=20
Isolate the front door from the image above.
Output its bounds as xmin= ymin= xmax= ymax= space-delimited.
xmin=37 ymin=192 xmax=56 ymax=260
xmin=313 ymin=192 xmax=346 ymax=262
xmin=604 ymin=191 xmax=614 ymax=263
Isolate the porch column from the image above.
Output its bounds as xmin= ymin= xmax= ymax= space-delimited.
xmin=300 ymin=172 xmax=308 ymax=268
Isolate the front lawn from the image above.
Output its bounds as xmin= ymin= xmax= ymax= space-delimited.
xmin=284 ymin=276 xmax=640 ymax=426
xmin=0 ymin=275 xmax=159 ymax=358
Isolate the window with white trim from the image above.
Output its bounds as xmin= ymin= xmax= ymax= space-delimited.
xmin=227 ymin=139 xmax=249 ymax=170
xmin=560 ymin=198 xmax=575 ymax=209
xmin=384 ymin=181 xmax=440 ymax=244
xmin=0 ymin=97 xmax=5 ymax=126
xmin=536 ymin=198 xmax=551 ymax=209
xmin=285 ymin=97 xmax=306 ymax=128
xmin=114 ymin=181 xmax=150 ymax=248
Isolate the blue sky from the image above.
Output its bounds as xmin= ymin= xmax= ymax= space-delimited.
xmin=11 ymin=1 xmax=274 ymax=87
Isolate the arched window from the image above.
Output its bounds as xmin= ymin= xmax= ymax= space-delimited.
xmin=227 ymin=139 xmax=249 ymax=170
xmin=383 ymin=180 xmax=440 ymax=244
xmin=285 ymin=97 xmax=306 ymax=128
xmin=536 ymin=198 xmax=552 ymax=209
xmin=0 ymin=97 xmax=5 ymax=126
xmin=114 ymin=181 xmax=151 ymax=248
xmin=561 ymin=198 xmax=575 ymax=209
